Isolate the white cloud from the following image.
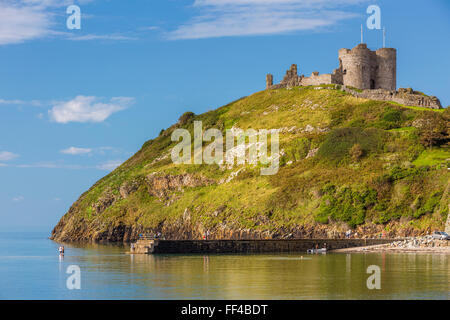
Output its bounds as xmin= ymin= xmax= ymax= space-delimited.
xmin=0 ymin=1 xmax=128 ymax=45
xmin=14 ymin=162 xmax=82 ymax=169
xmin=0 ymin=98 xmax=43 ymax=107
xmin=60 ymin=146 xmax=92 ymax=155
xmin=67 ymin=34 xmax=137 ymax=41
xmin=1 ymin=159 xmax=123 ymax=171
xmin=49 ymin=95 xmax=134 ymax=123
xmin=0 ymin=2 xmax=52 ymax=45
xmin=168 ymin=0 xmax=364 ymax=39
xmin=0 ymin=99 xmax=24 ymax=105
xmin=96 ymin=160 xmax=123 ymax=171
xmin=12 ymin=196 xmax=24 ymax=202
xmin=0 ymin=151 xmax=19 ymax=161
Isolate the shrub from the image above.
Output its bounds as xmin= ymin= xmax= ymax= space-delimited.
xmin=317 ymin=127 xmax=387 ymax=165
xmin=314 ymin=185 xmax=377 ymax=227
xmin=286 ymin=137 xmax=311 ymax=161
xmin=178 ymin=111 xmax=195 ymax=126
xmin=371 ymin=108 xmax=404 ymax=130
xmin=382 ymin=109 xmax=402 ymax=123
xmin=387 ymin=166 xmax=428 ymax=182
xmin=413 ymin=191 xmax=442 ymax=218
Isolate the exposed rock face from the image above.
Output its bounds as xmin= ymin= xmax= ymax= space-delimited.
xmin=119 ymin=180 xmax=140 ymax=199
xmin=51 ymin=208 xmax=434 ymax=243
xmin=146 ymin=173 xmax=215 ymax=199
xmin=92 ymin=191 xmax=118 ymax=215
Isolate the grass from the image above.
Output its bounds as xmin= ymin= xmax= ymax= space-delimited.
xmin=387 ymin=101 xmax=445 ymax=113
xmin=413 ymin=148 xmax=450 ymax=167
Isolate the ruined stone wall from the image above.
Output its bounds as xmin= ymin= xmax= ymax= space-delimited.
xmin=266 ymin=74 xmax=273 ymax=89
xmin=280 ymin=64 xmax=302 ymax=87
xmin=300 ymin=72 xmax=334 ymax=86
xmin=341 ymin=86 xmax=442 ymax=109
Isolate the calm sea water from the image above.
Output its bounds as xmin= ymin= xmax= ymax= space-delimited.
xmin=0 ymin=232 xmax=448 ymax=300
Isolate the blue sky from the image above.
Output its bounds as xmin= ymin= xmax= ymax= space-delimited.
xmin=0 ymin=0 xmax=449 ymax=232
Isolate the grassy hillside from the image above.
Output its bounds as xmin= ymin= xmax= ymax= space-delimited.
xmin=51 ymin=86 xmax=450 ymax=242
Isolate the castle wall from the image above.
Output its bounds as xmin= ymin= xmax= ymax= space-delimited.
xmin=300 ymin=72 xmax=333 ymax=86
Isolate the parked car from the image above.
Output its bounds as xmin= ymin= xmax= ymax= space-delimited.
xmin=431 ymin=231 xmax=450 ymax=240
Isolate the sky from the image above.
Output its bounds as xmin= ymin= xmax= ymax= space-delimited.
xmin=0 ymin=0 xmax=449 ymax=232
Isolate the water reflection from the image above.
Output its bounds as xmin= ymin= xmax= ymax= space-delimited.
xmin=69 ymin=244 xmax=449 ymax=299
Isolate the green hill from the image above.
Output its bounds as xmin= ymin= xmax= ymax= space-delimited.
xmin=51 ymin=86 xmax=450 ymax=242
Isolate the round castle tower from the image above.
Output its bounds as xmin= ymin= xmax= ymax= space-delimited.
xmin=338 ymin=43 xmax=396 ymax=91
xmin=339 ymin=44 xmax=373 ymax=89
xmin=375 ymin=48 xmax=396 ymax=91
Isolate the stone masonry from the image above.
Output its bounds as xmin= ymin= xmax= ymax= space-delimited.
xmin=341 ymin=86 xmax=442 ymax=109
xmin=265 ymin=43 xmax=442 ymax=109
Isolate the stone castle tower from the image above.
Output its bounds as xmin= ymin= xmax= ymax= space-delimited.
xmin=266 ymin=43 xmax=396 ymax=91
xmin=338 ymin=43 xmax=396 ymax=90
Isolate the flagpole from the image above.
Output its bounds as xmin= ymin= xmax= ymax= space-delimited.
xmin=361 ymin=24 xmax=363 ymax=44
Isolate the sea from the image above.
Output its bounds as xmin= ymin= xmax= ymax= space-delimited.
xmin=0 ymin=232 xmax=448 ymax=300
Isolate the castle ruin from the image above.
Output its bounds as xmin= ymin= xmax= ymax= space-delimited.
xmin=266 ymin=43 xmax=442 ymax=109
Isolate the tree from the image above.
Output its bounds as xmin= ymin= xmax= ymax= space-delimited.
xmin=418 ymin=112 xmax=449 ymax=149
xmin=178 ymin=111 xmax=195 ymax=126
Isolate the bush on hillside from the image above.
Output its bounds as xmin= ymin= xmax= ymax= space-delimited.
xmin=316 ymin=127 xmax=387 ymax=165
xmin=178 ymin=111 xmax=195 ymax=126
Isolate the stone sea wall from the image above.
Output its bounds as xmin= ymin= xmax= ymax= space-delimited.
xmin=131 ymin=238 xmax=395 ymax=254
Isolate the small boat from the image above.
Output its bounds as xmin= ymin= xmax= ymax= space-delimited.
xmin=307 ymin=248 xmax=327 ymax=254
